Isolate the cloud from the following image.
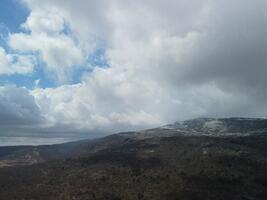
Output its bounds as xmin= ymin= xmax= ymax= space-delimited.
xmin=8 ymin=8 xmax=85 ymax=82
xmin=1 ymin=0 xmax=267 ymax=138
xmin=0 ymin=47 xmax=35 ymax=75
xmin=0 ymin=85 xmax=44 ymax=136
xmin=165 ymin=0 xmax=267 ymax=90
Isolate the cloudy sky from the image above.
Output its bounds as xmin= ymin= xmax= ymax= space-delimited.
xmin=0 ymin=0 xmax=267 ymax=144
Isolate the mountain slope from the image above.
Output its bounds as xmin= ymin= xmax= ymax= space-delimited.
xmin=0 ymin=118 xmax=267 ymax=200
xmin=1 ymin=117 xmax=267 ymax=168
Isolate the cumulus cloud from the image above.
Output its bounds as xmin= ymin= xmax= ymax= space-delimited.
xmin=1 ymin=0 xmax=267 ymax=138
xmin=8 ymin=8 xmax=85 ymax=82
xmin=0 ymin=47 xmax=34 ymax=75
xmin=0 ymin=86 xmax=44 ymax=136
xmin=0 ymin=86 xmax=41 ymax=123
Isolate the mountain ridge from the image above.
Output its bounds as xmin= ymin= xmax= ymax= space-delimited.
xmin=1 ymin=117 xmax=267 ymax=168
xmin=0 ymin=117 xmax=267 ymax=199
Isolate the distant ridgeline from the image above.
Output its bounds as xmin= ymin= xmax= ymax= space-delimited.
xmin=162 ymin=118 xmax=267 ymax=136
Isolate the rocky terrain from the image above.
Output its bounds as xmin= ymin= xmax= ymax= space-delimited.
xmin=0 ymin=118 xmax=267 ymax=200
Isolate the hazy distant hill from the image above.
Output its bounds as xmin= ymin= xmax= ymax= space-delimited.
xmin=0 ymin=118 xmax=267 ymax=200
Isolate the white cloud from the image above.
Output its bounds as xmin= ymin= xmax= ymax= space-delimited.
xmin=8 ymin=8 xmax=85 ymax=82
xmin=0 ymin=47 xmax=34 ymax=75
xmin=10 ymin=32 xmax=84 ymax=82
xmin=21 ymin=10 xmax=65 ymax=34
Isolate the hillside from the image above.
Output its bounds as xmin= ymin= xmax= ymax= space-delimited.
xmin=0 ymin=118 xmax=267 ymax=200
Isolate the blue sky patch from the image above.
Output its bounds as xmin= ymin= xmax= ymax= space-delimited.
xmin=0 ymin=0 xmax=29 ymax=33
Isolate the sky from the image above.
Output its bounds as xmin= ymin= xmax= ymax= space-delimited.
xmin=0 ymin=0 xmax=267 ymax=144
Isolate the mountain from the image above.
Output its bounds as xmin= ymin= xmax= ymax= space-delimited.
xmin=0 ymin=118 xmax=267 ymax=200
xmin=1 ymin=117 xmax=266 ymax=168
xmin=163 ymin=117 xmax=267 ymax=135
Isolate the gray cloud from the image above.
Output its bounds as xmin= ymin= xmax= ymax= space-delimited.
xmin=163 ymin=0 xmax=267 ymax=116
xmin=0 ymin=86 xmax=41 ymax=125
xmin=177 ymin=0 xmax=267 ymax=87
xmin=0 ymin=86 xmax=45 ymax=138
